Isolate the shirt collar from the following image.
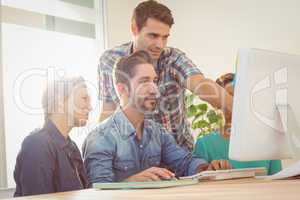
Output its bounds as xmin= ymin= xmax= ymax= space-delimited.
xmin=112 ymin=109 xmax=154 ymax=143
xmin=125 ymin=42 xmax=134 ymax=55
xmin=44 ymin=119 xmax=70 ymax=149
xmin=112 ymin=109 xmax=136 ymax=139
xmin=143 ymin=119 xmax=153 ymax=141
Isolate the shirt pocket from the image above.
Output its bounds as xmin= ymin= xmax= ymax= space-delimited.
xmin=113 ymin=160 xmax=136 ymax=172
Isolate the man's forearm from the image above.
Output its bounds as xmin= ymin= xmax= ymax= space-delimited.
xmin=190 ymin=77 xmax=233 ymax=121
xmin=197 ymin=163 xmax=210 ymax=173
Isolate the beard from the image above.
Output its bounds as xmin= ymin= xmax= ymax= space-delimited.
xmin=132 ymin=96 xmax=158 ymax=114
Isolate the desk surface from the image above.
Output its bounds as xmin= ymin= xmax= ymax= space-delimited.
xmin=6 ymin=178 xmax=300 ymax=200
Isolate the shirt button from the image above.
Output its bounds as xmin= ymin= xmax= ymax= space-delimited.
xmin=124 ymin=166 xmax=128 ymax=170
xmin=139 ymin=145 xmax=143 ymax=148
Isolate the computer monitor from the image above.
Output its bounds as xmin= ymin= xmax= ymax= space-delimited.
xmin=229 ymin=48 xmax=300 ymax=161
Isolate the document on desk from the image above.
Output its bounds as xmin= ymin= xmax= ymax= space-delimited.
xmin=180 ymin=167 xmax=267 ymax=181
xmin=93 ymin=179 xmax=199 ymax=190
xmin=256 ymin=161 xmax=300 ymax=180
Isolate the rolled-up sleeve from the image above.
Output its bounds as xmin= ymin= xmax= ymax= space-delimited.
xmin=170 ymin=49 xmax=203 ymax=87
xmin=161 ymin=130 xmax=207 ymax=177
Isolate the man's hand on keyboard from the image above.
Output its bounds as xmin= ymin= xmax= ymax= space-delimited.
xmin=208 ymin=160 xmax=232 ymax=170
xmin=125 ymin=167 xmax=176 ymax=182
xmin=197 ymin=160 xmax=232 ymax=172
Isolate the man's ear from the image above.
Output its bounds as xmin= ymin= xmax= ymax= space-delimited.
xmin=116 ymin=83 xmax=130 ymax=97
xmin=131 ymin=19 xmax=139 ymax=36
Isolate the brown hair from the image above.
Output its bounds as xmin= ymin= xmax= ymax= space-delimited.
xmin=216 ymin=73 xmax=235 ymax=88
xmin=132 ymin=0 xmax=174 ymax=31
xmin=113 ymin=50 xmax=153 ymax=90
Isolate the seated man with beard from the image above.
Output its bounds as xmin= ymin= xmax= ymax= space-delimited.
xmin=83 ymin=51 xmax=231 ymax=183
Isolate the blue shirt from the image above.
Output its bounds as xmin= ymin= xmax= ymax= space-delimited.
xmin=14 ymin=120 xmax=89 ymax=197
xmin=82 ymin=109 xmax=207 ymax=183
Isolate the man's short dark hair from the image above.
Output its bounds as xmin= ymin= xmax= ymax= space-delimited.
xmin=113 ymin=50 xmax=153 ymax=90
xmin=216 ymin=73 xmax=235 ymax=88
xmin=132 ymin=0 xmax=174 ymax=31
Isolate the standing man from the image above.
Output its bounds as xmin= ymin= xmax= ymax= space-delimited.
xmin=98 ymin=0 xmax=232 ymax=151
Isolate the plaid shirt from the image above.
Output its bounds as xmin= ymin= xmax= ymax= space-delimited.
xmin=98 ymin=42 xmax=202 ymax=152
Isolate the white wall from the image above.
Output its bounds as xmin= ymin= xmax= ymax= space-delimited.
xmin=106 ymin=0 xmax=300 ymax=80
xmin=106 ymin=0 xmax=142 ymax=48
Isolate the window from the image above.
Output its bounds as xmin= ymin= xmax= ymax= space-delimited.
xmin=0 ymin=0 xmax=106 ymax=188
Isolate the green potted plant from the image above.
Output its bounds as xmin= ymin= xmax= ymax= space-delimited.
xmin=185 ymin=92 xmax=224 ymax=139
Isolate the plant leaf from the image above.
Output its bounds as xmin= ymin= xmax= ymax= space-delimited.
xmin=207 ymin=110 xmax=221 ymax=123
xmin=197 ymin=104 xmax=208 ymax=112
xmin=192 ymin=120 xmax=209 ymax=130
xmin=187 ymin=105 xmax=197 ymax=118
xmin=185 ymin=93 xmax=196 ymax=108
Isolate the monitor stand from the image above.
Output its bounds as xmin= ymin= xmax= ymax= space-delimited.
xmin=276 ymin=104 xmax=300 ymax=157
xmin=261 ymin=105 xmax=300 ymax=180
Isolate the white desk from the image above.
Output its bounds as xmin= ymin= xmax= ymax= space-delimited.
xmin=5 ymin=178 xmax=300 ymax=200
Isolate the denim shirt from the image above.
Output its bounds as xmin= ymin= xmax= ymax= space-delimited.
xmin=82 ymin=110 xmax=207 ymax=183
xmin=14 ymin=120 xmax=89 ymax=197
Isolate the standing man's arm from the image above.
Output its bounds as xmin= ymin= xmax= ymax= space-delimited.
xmin=97 ymin=51 xmax=120 ymax=121
xmin=172 ymin=51 xmax=233 ymax=137
xmin=186 ymin=74 xmax=233 ymax=123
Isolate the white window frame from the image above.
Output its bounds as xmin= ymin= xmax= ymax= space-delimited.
xmin=2 ymin=0 xmax=95 ymax=24
xmin=0 ymin=0 xmax=8 ymax=189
